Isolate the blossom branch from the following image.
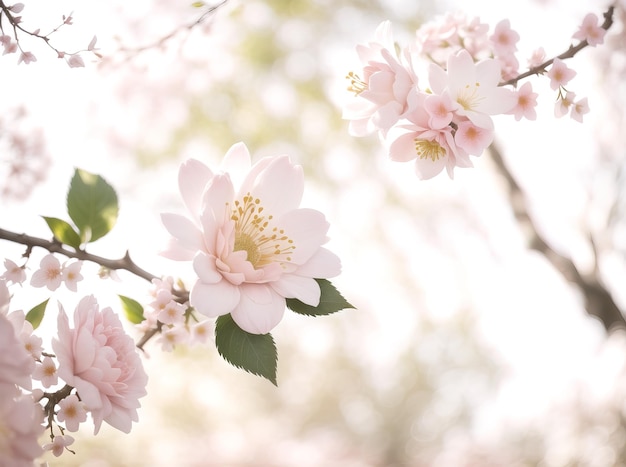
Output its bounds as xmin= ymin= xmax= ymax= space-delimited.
xmin=0 ymin=226 xmax=160 ymax=283
xmin=502 ymin=4 xmax=615 ymax=87
xmin=488 ymin=142 xmax=626 ymax=332
xmin=106 ymin=0 xmax=229 ymax=62
xmin=0 ymin=226 xmax=191 ymax=349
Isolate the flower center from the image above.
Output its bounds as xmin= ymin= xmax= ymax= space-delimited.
xmin=231 ymin=193 xmax=295 ymax=268
xmin=414 ymin=138 xmax=446 ymax=161
xmin=457 ymin=82 xmax=482 ymax=111
xmin=346 ymin=71 xmax=367 ymax=95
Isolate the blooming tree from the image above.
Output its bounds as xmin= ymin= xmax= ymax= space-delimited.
xmin=0 ymin=0 xmax=622 ymax=464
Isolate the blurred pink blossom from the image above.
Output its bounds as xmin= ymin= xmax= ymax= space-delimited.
xmin=43 ymin=434 xmax=74 ymax=457
xmin=56 ymin=394 xmax=87 ymax=432
xmin=547 ymin=58 xmax=576 ymax=90
xmin=30 ymin=254 xmax=62 ymax=290
xmin=573 ymin=13 xmax=606 ymax=46
xmin=507 ymin=82 xmax=539 ymax=121
xmin=0 ymin=391 xmax=45 ymax=466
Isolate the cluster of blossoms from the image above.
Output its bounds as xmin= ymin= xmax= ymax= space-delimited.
xmin=138 ymin=277 xmax=212 ymax=351
xmin=161 ymin=142 xmax=342 ymax=335
xmin=0 ymin=1 xmax=99 ymax=67
xmin=343 ymin=10 xmax=607 ymax=179
xmin=0 ymin=268 xmax=148 ymax=464
xmin=0 ymin=141 xmax=344 ymax=462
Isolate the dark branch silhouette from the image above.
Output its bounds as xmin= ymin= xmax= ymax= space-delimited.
xmin=488 ymin=142 xmax=626 ymax=332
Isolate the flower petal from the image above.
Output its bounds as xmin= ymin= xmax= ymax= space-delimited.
xmin=201 ymin=173 xmax=235 ymax=226
xmin=160 ymin=213 xmax=204 ymax=253
xmin=278 ymin=208 xmax=329 ymax=264
xmin=231 ymin=284 xmax=285 ymax=334
xmin=245 ymin=156 xmax=304 ymax=217
xmin=295 ymin=247 xmax=341 ymax=278
xmin=192 ymin=252 xmax=222 ymax=284
xmin=220 ymin=142 xmax=252 ymax=189
xmin=190 ymin=280 xmax=240 ymax=318
xmin=178 ymin=159 xmax=213 ymax=220
xmin=270 ymin=274 xmax=320 ymax=306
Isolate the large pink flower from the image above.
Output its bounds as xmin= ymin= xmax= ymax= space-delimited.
xmin=52 ymin=296 xmax=148 ymax=434
xmin=161 ymin=142 xmax=341 ymax=334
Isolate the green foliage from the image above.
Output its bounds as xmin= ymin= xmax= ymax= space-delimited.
xmin=286 ymin=279 xmax=354 ymax=316
xmin=41 ymin=216 xmax=82 ymax=249
xmin=25 ymin=299 xmax=49 ymax=330
xmin=215 ymin=314 xmax=278 ymax=385
xmin=119 ymin=295 xmax=145 ymax=324
xmin=67 ymin=169 xmax=119 ymax=243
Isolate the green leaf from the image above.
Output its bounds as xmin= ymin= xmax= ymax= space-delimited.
xmin=41 ymin=216 xmax=82 ymax=249
xmin=286 ymin=279 xmax=355 ymax=316
xmin=25 ymin=299 xmax=49 ymax=330
xmin=67 ymin=168 xmax=119 ymax=243
xmin=118 ymin=295 xmax=145 ymax=324
xmin=215 ymin=314 xmax=277 ymax=385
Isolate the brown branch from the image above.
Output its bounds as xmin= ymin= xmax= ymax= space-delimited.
xmin=502 ymin=4 xmax=615 ymax=87
xmin=488 ymin=142 xmax=626 ymax=332
xmin=0 ymin=226 xmax=159 ymax=283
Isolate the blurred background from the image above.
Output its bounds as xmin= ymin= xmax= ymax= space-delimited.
xmin=2 ymin=0 xmax=626 ymax=465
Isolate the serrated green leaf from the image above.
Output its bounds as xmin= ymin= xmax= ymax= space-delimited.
xmin=118 ymin=295 xmax=145 ymax=324
xmin=25 ymin=299 xmax=49 ymax=330
xmin=286 ymin=278 xmax=355 ymax=316
xmin=67 ymin=169 xmax=119 ymax=243
xmin=41 ymin=216 xmax=82 ymax=249
xmin=215 ymin=314 xmax=277 ymax=385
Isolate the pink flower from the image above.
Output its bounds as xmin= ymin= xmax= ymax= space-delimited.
xmin=161 ymin=142 xmax=341 ymax=334
xmin=570 ymin=97 xmax=589 ymax=122
xmin=32 ymin=356 xmax=58 ymax=388
xmin=546 ymin=58 xmax=576 ymax=90
xmin=17 ymin=51 xmax=36 ymax=65
xmin=387 ymin=93 xmax=472 ymax=180
xmin=61 ymin=260 xmax=83 ymax=291
xmin=30 ymin=254 xmax=63 ymax=290
xmin=454 ymin=120 xmax=494 ymax=155
xmin=527 ymin=47 xmax=546 ymax=68
xmin=66 ymin=54 xmax=85 ymax=68
xmin=490 ymin=19 xmax=520 ymax=55
xmin=157 ymin=325 xmax=188 ymax=351
xmin=429 ymin=49 xmax=516 ymax=129
xmin=0 ymin=312 xmax=34 ymax=392
xmin=0 ymin=391 xmax=45 ymax=466
xmin=555 ymin=91 xmax=576 ymax=118
xmin=507 ymin=82 xmax=538 ymax=121
xmin=52 ymin=296 xmax=148 ymax=434
xmin=56 ymin=394 xmax=87 ymax=432
xmin=343 ymin=21 xmax=418 ymax=136
xmin=572 ymin=13 xmax=606 ymax=46
xmin=2 ymin=258 xmax=26 ymax=284
xmin=190 ymin=320 xmax=212 ymax=345
xmin=43 ymin=434 xmax=74 ymax=457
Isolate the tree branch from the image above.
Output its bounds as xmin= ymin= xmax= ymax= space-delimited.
xmin=502 ymin=4 xmax=615 ymax=87
xmin=488 ymin=142 xmax=626 ymax=332
xmin=0 ymin=226 xmax=159 ymax=283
